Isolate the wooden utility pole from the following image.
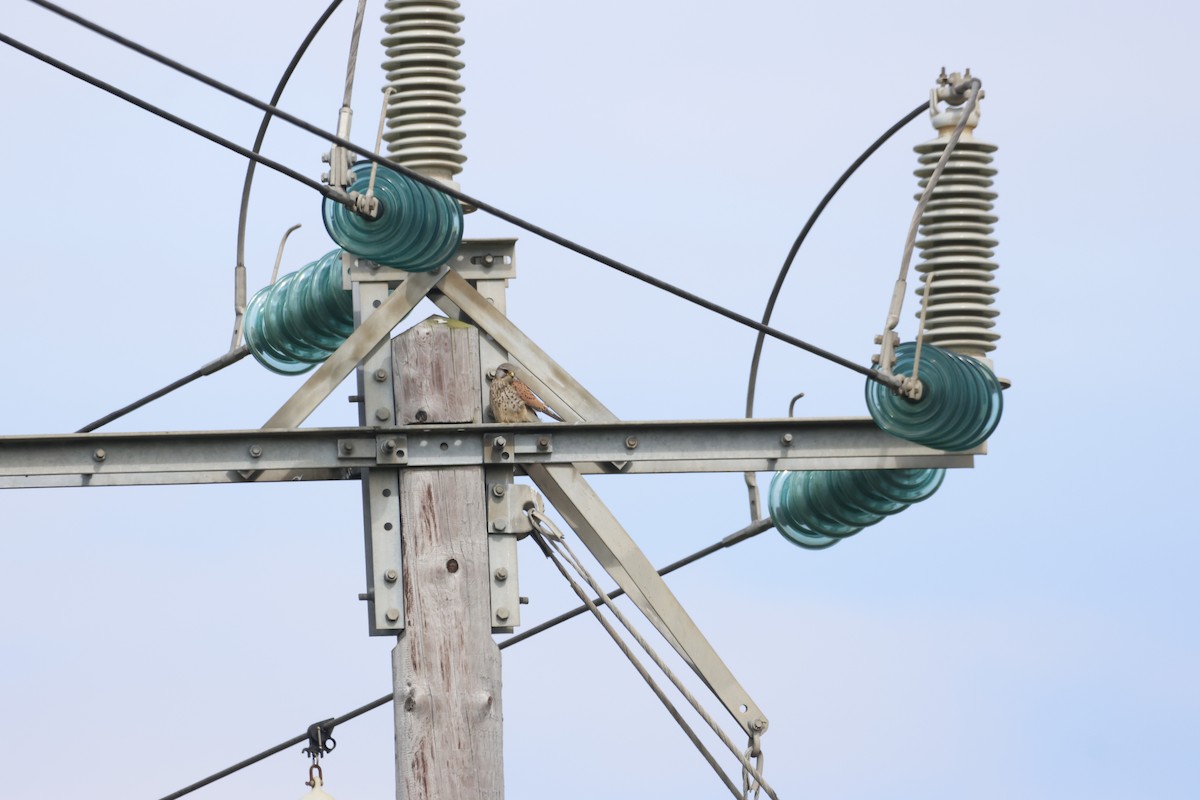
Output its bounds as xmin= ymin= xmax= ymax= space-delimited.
xmin=391 ymin=318 xmax=503 ymax=799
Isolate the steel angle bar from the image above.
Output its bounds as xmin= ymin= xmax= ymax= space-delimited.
xmin=263 ymin=266 xmax=447 ymax=430
xmin=0 ymin=429 xmax=357 ymax=489
xmin=0 ymin=419 xmax=978 ymax=489
xmin=432 ymin=270 xmax=617 ymax=423
xmin=524 ymin=462 xmax=768 ymax=737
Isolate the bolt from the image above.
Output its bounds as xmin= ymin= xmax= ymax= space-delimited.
xmin=625 ymin=436 xmax=639 ymax=450
xmin=375 ymin=407 xmax=392 ymax=421
xmin=341 ymin=441 xmax=355 ymax=454
xmin=372 ymin=299 xmax=381 ymax=308
xmin=92 ymin=448 xmax=107 ymax=462
xmin=385 ymin=608 xmax=401 ymax=623
xmin=492 ymin=436 xmax=507 ymax=449
xmin=537 ymin=436 xmax=550 ymax=450
xmin=482 ymin=253 xmax=495 ymax=266
xmin=348 ymin=394 xmax=363 ymax=403
xmin=382 ymin=439 xmax=397 ymax=453
xmin=492 ymin=484 xmax=507 ymax=497
xmin=248 ymin=445 xmax=263 ymax=458
xmin=494 ymin=567 xmax=508 ymax=581
xmin=781 ymin=433 xmax=794 ymax=446
xmin=374 ymin=368 xmax=388 ymax=382
xmin=752 ymin=718 xmax=767 ymax=732
xmin=415 ymin=408 xmax=429 ymax=423
xmin=519 ymin=596 xmax=529 ymax=605
xmin=357 ymin=592 xmax=372 ymax=601
xmin=494 ymin=519 xmax=508 ymax=532
xmin=384 ymin=569 xmax=398 ymax=584
xmin=495 ymin=607 xmax=510 ymax=621
xmin=446 ymin=559 xmax=459 ymax=573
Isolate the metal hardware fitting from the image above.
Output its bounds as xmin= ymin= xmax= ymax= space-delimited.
xmin=487 ymin=484 xmax=542 ymax=535
xmin=376 ymin=435 xmax=409 ymax=465
xmin=303 ymin=718 xmax=337 ymax=758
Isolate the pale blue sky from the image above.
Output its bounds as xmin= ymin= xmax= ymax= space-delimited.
xmin=1 ymin=1 xmax=1197 ymax=798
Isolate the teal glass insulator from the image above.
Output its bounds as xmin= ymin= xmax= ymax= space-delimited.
xmin=769 ymin=467 xmax=945 ymax=548
xmin=323 ymin=161 xmax=463 ymax=271
xmin=768 ymin=471 xmax=840 ymax=550
xmin=865 ymin=342 xmax=1003 ymax=451
xmin=244 ymin=249 xmax=355 ymax=375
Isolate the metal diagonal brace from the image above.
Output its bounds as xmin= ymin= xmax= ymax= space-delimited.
xmin=263 ymin=266 xmax=447 ymax=429
xmin=525 ymin=462 xmax=768 ymax=737
xmin=432 ymin=269 xmax=617 ymax=423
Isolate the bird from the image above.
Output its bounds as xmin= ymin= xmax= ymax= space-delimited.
xmin=489 ymin=362 xmax=564 ymax=423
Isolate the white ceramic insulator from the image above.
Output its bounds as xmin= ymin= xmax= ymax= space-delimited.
xmin=913 ymin=126 xmax=1000 ymax=363
xmin=381 ymin=0 xmax=466 ymax=188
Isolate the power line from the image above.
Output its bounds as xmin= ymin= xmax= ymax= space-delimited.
xmin=77 ymin=347 xmax=250 ymax=433
xmin=0 ymin=31 xmax=344 ymax=205
xmin=75 ymin=0 xmax=348 ymax=433
xmin=152 ymin=518 xmax=775 ymax=800
xmin=16 ymin=0 xmax=902 ymax=389
xmin=742 ymin=101 xmax=930 ymax=515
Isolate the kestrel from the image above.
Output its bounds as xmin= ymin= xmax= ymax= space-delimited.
xmin=489 ymin=362 xmax=564 ymax=423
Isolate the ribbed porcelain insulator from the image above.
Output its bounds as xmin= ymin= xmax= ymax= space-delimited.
xmin=912 ymin=132 xmax=1000 ymax=363
xmin=381 ymin=0 xmax=466 ymax=188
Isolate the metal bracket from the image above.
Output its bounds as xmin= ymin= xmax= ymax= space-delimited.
xmin=486 ymin=483 xmax=541 ymax=632
xmin=487 ymin=483 xmax=541 ymax=535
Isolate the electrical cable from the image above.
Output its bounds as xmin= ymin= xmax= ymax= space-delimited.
xmin=15 ymin=1 xmax=904 ymax=390
xmin=152 ymin=518 xmax=773 ymax=800
xmin=234 ymin=0 xmax=347 ymax=350
xmin=73 ymin=2 xmax=345 ymax=432
xmin=155 ymin=693 xmax=391 ymax=800
xmin=535 ymin=524 xmax=780 ymax=799
xmin=76 ymin=347 xmax=250 ymax=433
xmin=741 ymin=101 xmax=930 ymax=518
xmin=532 ymin=528 xmax=747 ymax=800
xmin=0 ymin=31 xmax=344 ymax=206
xmin=500 ymin=516 xmax=773 ymax=648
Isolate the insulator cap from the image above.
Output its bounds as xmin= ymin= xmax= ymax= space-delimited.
xmin=323 ymin=161 xmax=463 ymax=271
xmin=865 ymin=342 xmax=1003 ymax=452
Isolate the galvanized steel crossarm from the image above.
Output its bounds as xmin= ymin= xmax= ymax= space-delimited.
xmin=0 ymin=419 xmax=977 ymax=489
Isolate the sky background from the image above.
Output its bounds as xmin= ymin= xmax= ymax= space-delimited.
xmin=1 ymin=0 xmax=1197 ymax=798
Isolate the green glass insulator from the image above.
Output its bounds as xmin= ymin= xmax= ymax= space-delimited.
xmin=865 ymin=342 xmax=1003 ymax=451
xmin=323 ymin=162 xmax=463 ymax=271
xmin=769 ymin=467 xmax=945 ymax=548
xmin=244 ymin=249 xmax=354 ymax=375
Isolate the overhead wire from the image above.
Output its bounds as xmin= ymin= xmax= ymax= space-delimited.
xmin=234 ymin=0 xmax=347 ymax=350
xmin=15 ymin=0 xmax=904 ymax=390
xmin=532 ymin=521 xmax=780 ymax=799
xmin=70 ymin=0 xmax=348 ymax=432
xmin=0 ymin=31 xmax=345 ymax=204
xmin=151 ymin=518 xmax=775 ymax=800
xmin=741 ymin=101 xmax=930 ymax=518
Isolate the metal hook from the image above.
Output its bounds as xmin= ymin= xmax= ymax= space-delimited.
xmin=787 ymin=393 xmax=805 ymax=417
xmin=269 ymin=223 xmax=302 ymax=285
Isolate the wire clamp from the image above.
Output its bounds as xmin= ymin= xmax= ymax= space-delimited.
xmin=303 ymin=717 xmax=337 ymax=760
